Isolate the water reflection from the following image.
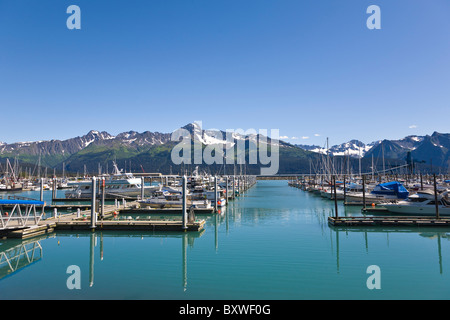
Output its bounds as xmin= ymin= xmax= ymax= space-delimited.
xmin=329 ymin=226 xmax=450 ymax=274
xmin=0 ymin=229 xmax=205 ymax=291
xmin=85 ymin=230 xmax=204 ymax=290
xmin=0 ymin=235 xmax=49 ymax=280
xmin=301 ymin=187 xmax=450 ymax=276
xmin=2 ymin=181 xmax=450 ymax=298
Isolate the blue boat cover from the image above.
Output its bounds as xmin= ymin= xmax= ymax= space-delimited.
xmin=0 ymin=199 xmax=45 ymax=205
xmin=445 ymin=180 xmax=450 ymax=183
xmin=371 ymin=181 xmax=409 ymax=199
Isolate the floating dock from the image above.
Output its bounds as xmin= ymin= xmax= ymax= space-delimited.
xmin=6 ymin=222 xmax=56 ymax=239
xmin=328 ymin=216 xmax=450 ymax=227
xmin=55 ymin=219 xmax=205 ymax=232
xmin=1 ymin=174 xmax=258 ymax=239
xmin=120 ymin=207 xmax=215 ymax=214
xmin=1 ymin=200 xmax=207 ymax=239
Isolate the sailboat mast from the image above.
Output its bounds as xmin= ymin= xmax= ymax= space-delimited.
xmin=382 ymin=143 xmax=386 ymax=179
xmin=359 ymin=148 xmax=361 ymax=177
xmin=372 ymin=154 xmax=374 ymax=182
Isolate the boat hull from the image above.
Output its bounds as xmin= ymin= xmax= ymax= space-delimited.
xmin=382 ymin=204 xmax=450 ymax=216
xmin=345 ymin=193 xmax=401 ymax=204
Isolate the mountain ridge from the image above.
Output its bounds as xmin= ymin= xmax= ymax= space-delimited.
xmin=297 ymin=132 xmax=450 ymax=169
xmin=0 ymin=124 xmax=449 ymax=174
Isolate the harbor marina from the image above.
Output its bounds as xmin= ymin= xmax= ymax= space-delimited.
xmin=289 ymin=173 xmax=450 ymax=228
xmin=3 ymin=180 xmax=450 ymax=299
xmin=0 ymin=174 xmax=256 ymax=239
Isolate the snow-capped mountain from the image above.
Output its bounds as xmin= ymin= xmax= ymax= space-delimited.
xmin=296 ymin=140 xmax=375 ymax=158
xmin=0 ymin=129 xmax=172 ymax=158
xmin=181 ymin=122 xmax=285 ymax=148
xmin=0 ymin=123 xmax=448 ymax=173
xmin=295 ymin=135 xmax=428 ymax=159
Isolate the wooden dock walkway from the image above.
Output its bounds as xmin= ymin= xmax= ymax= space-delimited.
xmin=328 ymin=216 xmax=450 ymax=227
xmin=55 ymin=219 xmax=205 ymax=232
xmin=1 ymin=174 xmax=258 ymax=239
xmin=3 ymin=201 xmax=206 ymax=239
xmin=120 ymin=207 xmax=215 ymax=214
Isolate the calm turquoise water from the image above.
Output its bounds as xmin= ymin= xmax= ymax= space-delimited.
xmin=1 ymin=180 xmax=450 ymax=300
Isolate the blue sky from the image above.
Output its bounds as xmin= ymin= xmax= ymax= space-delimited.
xmin=0 ymin=0 xmax=449 ymax=146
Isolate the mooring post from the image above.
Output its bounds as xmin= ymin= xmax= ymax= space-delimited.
xmin=141 ymin=177 xmax=145 ymax=200
xmin=52 ymin=178 xmax=56 ymax=200
xmin=91 ymin=177 xmax=97 ymax=229
xmin=330 ymin=177 xmax=334 ymax=199
xmin=238 ymin=176 xmax=241 ymax=196
xmin=225 ymin=176 xmax=229 ymax=202
xmin=333 ymin=176 xmax=338 ymax=219
xmin=101 ymin=177 xmax=105 ymax=220
xmin=40 ymin=178 xmax=44 ymax=202
xmin=182 ymin=175 xmax=187 ymax=230
xmin=362 ymin=175 xmax=366 ymax=210
xmin=343 ymin=175 xmax=347 ymax=205
xmin=214 ymin=176 xmax=218 ymax=213
xmin=232 ymin=175 xmax=236 ymax=199
xmin=434 ymin=174 xmax=440 ymax=220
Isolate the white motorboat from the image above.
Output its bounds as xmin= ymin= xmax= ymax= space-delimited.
xmin=139 ymin=191 xmax=183 ymax=208
xmin=323 ymin=183 xmax=363 ymax=200
xmin=205 ymin=188 xmax=227 ymax=207
xmin=139 ymin=190 xmax=212 ymax=209
xmin=65 ymin=162 xmax=159 ymax=199
xmin=190 ymin=185 xmax=227 ymax=207
xmin=345 ymin=181 xmax=409 ymax=204
xmin=382 ymin=189 xmax=450 ymax=216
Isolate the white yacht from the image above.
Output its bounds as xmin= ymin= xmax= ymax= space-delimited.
xmin=138 ymin=190 xmax=212 ymax=209
xmin=382 ymin=189 xmax=450 ymax=216
xmin=65 ymin=163 xmax=159 ymax=199
xmin=139 ymin=191 xmax=183 ymax=209
xmin=322 ymin=182 xmax=364 ymax=200
xmin=345 ymin=181 xmax=409 ymax=204
xmin=189 ymin=184 xmax=227 ymax=207
xmin=207 ymin=189 xmax=227 ymax=207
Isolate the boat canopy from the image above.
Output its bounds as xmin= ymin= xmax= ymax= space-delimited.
xmin=371 ymin=181 xmax=409 ymax=199
xmin=0 ymin=199 xmax=45 ymax=205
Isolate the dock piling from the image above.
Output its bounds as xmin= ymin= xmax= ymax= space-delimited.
xmin=101 ymin=178 xmax=105 ymax=220
xmin=40 ymin=178 xmax=44 ymax=202
xmin=343 ymin=175 xmax=347 ymax=204
xmin=233 ymin=175 xmax=236 ymax=199
xmin=333 ymin=176 xmax=338 ymax=219
xmin=52 ymin=178 xmax=56 ymax=200
xmin=182 ymin=175 xmax=187 ymax=230
xmin=225 ymin=176 xmax=229 ymax=201
xmin=214 ymin=176 xmax=218 ymax=213
xmin=434 ymin=174 xmax=439 ymax=219
xmin=362 ymin=175 xmax=366 ymax=210
xmin=91 ymin=177 xmax=97 ymax=229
